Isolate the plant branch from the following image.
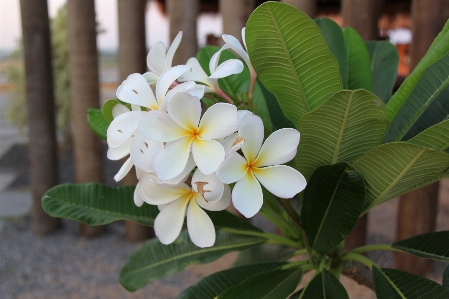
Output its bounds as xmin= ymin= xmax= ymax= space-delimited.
xmin=341 ymin=260 xmax=375 ymax=290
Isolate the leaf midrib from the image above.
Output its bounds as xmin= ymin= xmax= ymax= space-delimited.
xmin=391 ymin=245 xmax=449 ymax=260
xmin=377 ymin=268 xmax=407 ymax=299
xmin=332 ymin=92 xmax=354 ymax=164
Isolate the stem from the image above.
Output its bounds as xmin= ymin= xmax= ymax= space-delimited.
xmin=341 ymin=260 xmax=374 ymax=290
xmin=275 ymin=197 xmax=302 ymax=229
xmin=303 ymin=233 xmax=314 ymax=263
xmin=220 ymin=228 xmax=301 ymax=248
xmin=260 ymin=205 xmax=300 ymax=240
xmin=215 ymin=86 xmax=235 ymax=105
xmin=281 ymin=259 xmax=311 ymax=270
xmin=341 ymin=253 xmax=376 ymax=269
xmin=294 ymin=249 xmax=308 ymax=256
xmin=349 ymin=244 xmax=400 ymax=254
xmin=249 ymin=70 xmax=257 ymax=99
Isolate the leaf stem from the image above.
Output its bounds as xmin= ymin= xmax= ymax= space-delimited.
xmin=275 ymin=197 xmax=303 ymax=229
xmin=220 ymin=228 xmax=301 ymax=248
xmin=294 ymin=249 xmax=308 ymax=256
xmin=341 ymin=252 xmax=376 ymax=269
xmin=260 ymin=205 xmax=300 ymax=240
xmin=349 ymin=244 xmax=402 ymax=254
xmin=215 ymin=86 xmax=235 ymax=105
xmin=281 ymin=259 xmax=311 ymax=270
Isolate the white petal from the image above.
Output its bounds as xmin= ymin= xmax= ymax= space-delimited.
xmin=130 ymin=131 xmax=164 ymax=173
xmin=156 ymin=65 xmax=190 ymax=104
xmin=154 ymin=195 xmax=190 ymax=245
xmin=116 ymin=73 xmax=158 ymax=109
xmin=191 ymin=169 xmax=224 ymax=203
xmin=107 ymin=138 xmax=132 ymax=160
xmin=188 ymin=84 xmax=205 ymax=99
xmin=114 ymin=157 xmax=134 ymax=182
xmin=222 ymin=34 xmax=251 ymax=67
xmin=143 ymin=72 xmax=159 ymax=85
xmin=138 ymin=110 xmax=190 ymax=142
xmin=167 ymin=92 xmax=201 ymax=131
xmin=161 ymin=81 xmax=196 ymax=112
xmin=241 ymin=27 xmax=248 ymax=51
xmin=192 ymin=139 xmax=225 ymax=175
xmin=165 ymin=31 xmax=182 ymax=70
xmin=239 ymin=113 xmax=264 ymax=162
xmin=107 ymin=111 xmax=146 ymax=148
xmin=253 ymin=165 xmax=307 ymax=198
xmin=112 ymin=103 xmax=130 ymax=118
xmin=178 ymin=57 xmax=210 ymax=84
xmin=147 ymin=41 xmax=167 ymax=75
xmin=196 ymin=184 xmax=231 ymax=211
xmin=162 ymin=154 xmax=196 ymax=185
xmin=209 ymin=45 xmax=229 ymax=74
xmin=154 ymin=136 xmax=193 ymax=180
xmin=255 ymin=128 xmax=300 ymax=167
xmin=187 ymin=198 xmax=216 ymax=247
xmin=140 ymin=180 xmax=190 ymax=205
xmin=158 ymin=203 xmax=170 ymax=211
xmin=134 ymin=185 xmax=145 ymax=207
xmin=232 ymin=171 xmax=263 ymax=218
xmin=237 ymin=109 xmax=252 ymax=121
xmin=216 ymin=151 xmax=248 ymax=184
xmin=199 ymin=103 xmax=239 ymax=139
xmin=209 ymin=59 xmax=244 ymax=79
xmin=220 ymin=132 xmax=244 ymax=155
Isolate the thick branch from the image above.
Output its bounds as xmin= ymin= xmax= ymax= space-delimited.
xmin=341 ymin=260 xmax=374 ymax=290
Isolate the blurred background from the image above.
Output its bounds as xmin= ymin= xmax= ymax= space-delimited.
xmin=0 ymin=0 xmax=449 ymax=298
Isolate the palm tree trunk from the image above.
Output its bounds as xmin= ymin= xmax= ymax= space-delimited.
xmin=220 ymin=0 xmax=255 ymax=42
xmin=19 ymin=0 xmax=61 ymax=234
xmin=281 ymin=0 xmax=317 ymax=18
xmin=67 ymin=0 xmax=104 ymax=237
xmin=341 ymin=0 xmax=384 ymax=41
xmin=118 ymin=0 xmax=154 ymax=242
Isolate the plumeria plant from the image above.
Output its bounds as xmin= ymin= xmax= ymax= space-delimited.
xmin=42 ymin=2 xmax=449 ymax=298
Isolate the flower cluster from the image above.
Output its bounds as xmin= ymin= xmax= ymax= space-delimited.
xmin=106 ymin=31 xmax=307 ymax=248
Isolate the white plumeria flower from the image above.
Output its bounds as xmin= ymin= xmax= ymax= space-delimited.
xmin=222 ymin=28 xmax=255 ymax=75
xmin=216 ymin=113 xmax=307 ymax=218
xmin=144 ymin=31 xmax=183 ymax=85
xmin=140 ymin=169 xmax=231 ymax=247
xmin=178 ymin=49 xmax=244 ymax=93
xmin=116 ymin=65 xmax=197 ymax=112
xmin=138 ymin=92 xmax=239 ymax=180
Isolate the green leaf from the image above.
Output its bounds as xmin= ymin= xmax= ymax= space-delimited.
xmin=343 ymin=27 xmax=373 ymax=91
xmin=218 ymin=268 xmax=302 ymax=299
xmin=196 ymin=46 xmax=273 ymax=134
xmin=102 ymin=98 xmax=121 ymax=122
xmin=120 ymin=231 xmax=266 ymax=292
xmin=443 ymin=264 xmax=449 ymax=291
xmin=392 ymin=231 xmax=449 ymax=260
xmin=373 ymin=266 xmax=449 ymax=299
xmin=176 ymin=262 xmax=284 ymax=299
xmin=351 ymin=143 xmax=449 ymax=210
xmin=301 ymin=163 xmax=365 ymax=252
xmin=295 ymin=89 xmax=388 ymax=180
xmin=384 ymin=53 xmax=449 ymax=142
xmin=315 ymin=18 xmax=348 ymax=88
xmin=87 ymin=108 xmax=109 ymax=140
xmin=42 ymin=182 xmax=158 ymax=226
xmin=407 ymin=119 xmax=449 ymax=152
xmin=300 ymin=269 xmax=349 ymax=299
xmin=208 ymin=210 xmax=263 ymax=233
xmin=246 ymin=2 xmax=342 ymax=125
xmin=387 ymin=19 xmax=449 ymax=122
xmin=233 ymin=244 xmax=295 ymax=267
xmin=366 ymin=41 xmax=399 ymax=104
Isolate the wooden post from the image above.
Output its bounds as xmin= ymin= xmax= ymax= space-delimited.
xmin=394 ymin=0 xmax=449 ymax=275
xmin=220 ymin=0 xmax=255 ymax=42
xmin=281 ymin=0 xmax=317 ymax=18
xmin=117 ymin=0 xmax=154 ymax=242
xmin=167 ymin=0 xmax=199 ymax=66
xmin=67 ymin=0 xmax=105 ymax=237
xmin=341 ymin=0 xmax=384 ymax=41
xmin=341 ymin=0 xmax=384 ymax=251
xmin=19 ymin=0 xmax=61 ymax=234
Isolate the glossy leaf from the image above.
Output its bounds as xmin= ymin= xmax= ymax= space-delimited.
xmin=300 ymin=269 xmax=349 ymax=299
xmin=87 ymin=108 xmax=109 ymax=140
xmin=102 ymin=98 xmax=121 ymax=122
xmin=295 ymin=89 xmax=388 ymax=180
xmin=343 ymin=27 xmax=373 ymax=91
xmin=120 ymin=231 xmax=266 ymax=292
xmin=392 ymin=231 xmax=449 ymax=260
xmin=384 ymin=53 xmax=449 ymax=142
xmin=315 ymin=18 xmax=348 ymax=88
xmin=352 ymin=143 xmax=449 ymax=210
xmin=218 ymin=268 xmax=302 ymax=299
xmin=233 ymin=244 xmax=295 ymax=267
xmin=373 ymin=266 xmax=449 ymax=299
xmin=177 ymin=262 xmax=283 ymax=299
xmin=443 ymin=264 xmax=449 ymax=291
xmin=302 ymin=163 xmax=365 ymax=252
xmin=42 ymin=183 xmax=157 ymax=226
xmin=407 ymin=119 xmax=449 ymax=153
xmin=246 ymin=2 xmax=342 ymax=125
xmin=386 ymin=19 xmax=449 ymax=122
xmin=366 ymin=41 xmax=399 ymax=103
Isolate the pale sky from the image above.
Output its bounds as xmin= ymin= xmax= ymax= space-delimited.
xmin=0 ymin=0 xmax=222 ymax=51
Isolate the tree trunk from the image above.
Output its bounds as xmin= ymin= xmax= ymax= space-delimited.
xmin=118 ymin=0 xmax=154 ymax=242
xmin=167 ymin=0 xmax=199 ymax=66
xmin=281 ymin=0 xmax=317 ymax=18
xmin=341 ymin=0 xmax=384 ymax=41
xmin=220 ymin=0 xmax=255 ymax=42
xmin=394 ymin=0 xmax=449 ymax=275
xmin=67 ymin=0 xmax=104 ymax=238
xmin=19 ymin=0 xmax=61 ymax=234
